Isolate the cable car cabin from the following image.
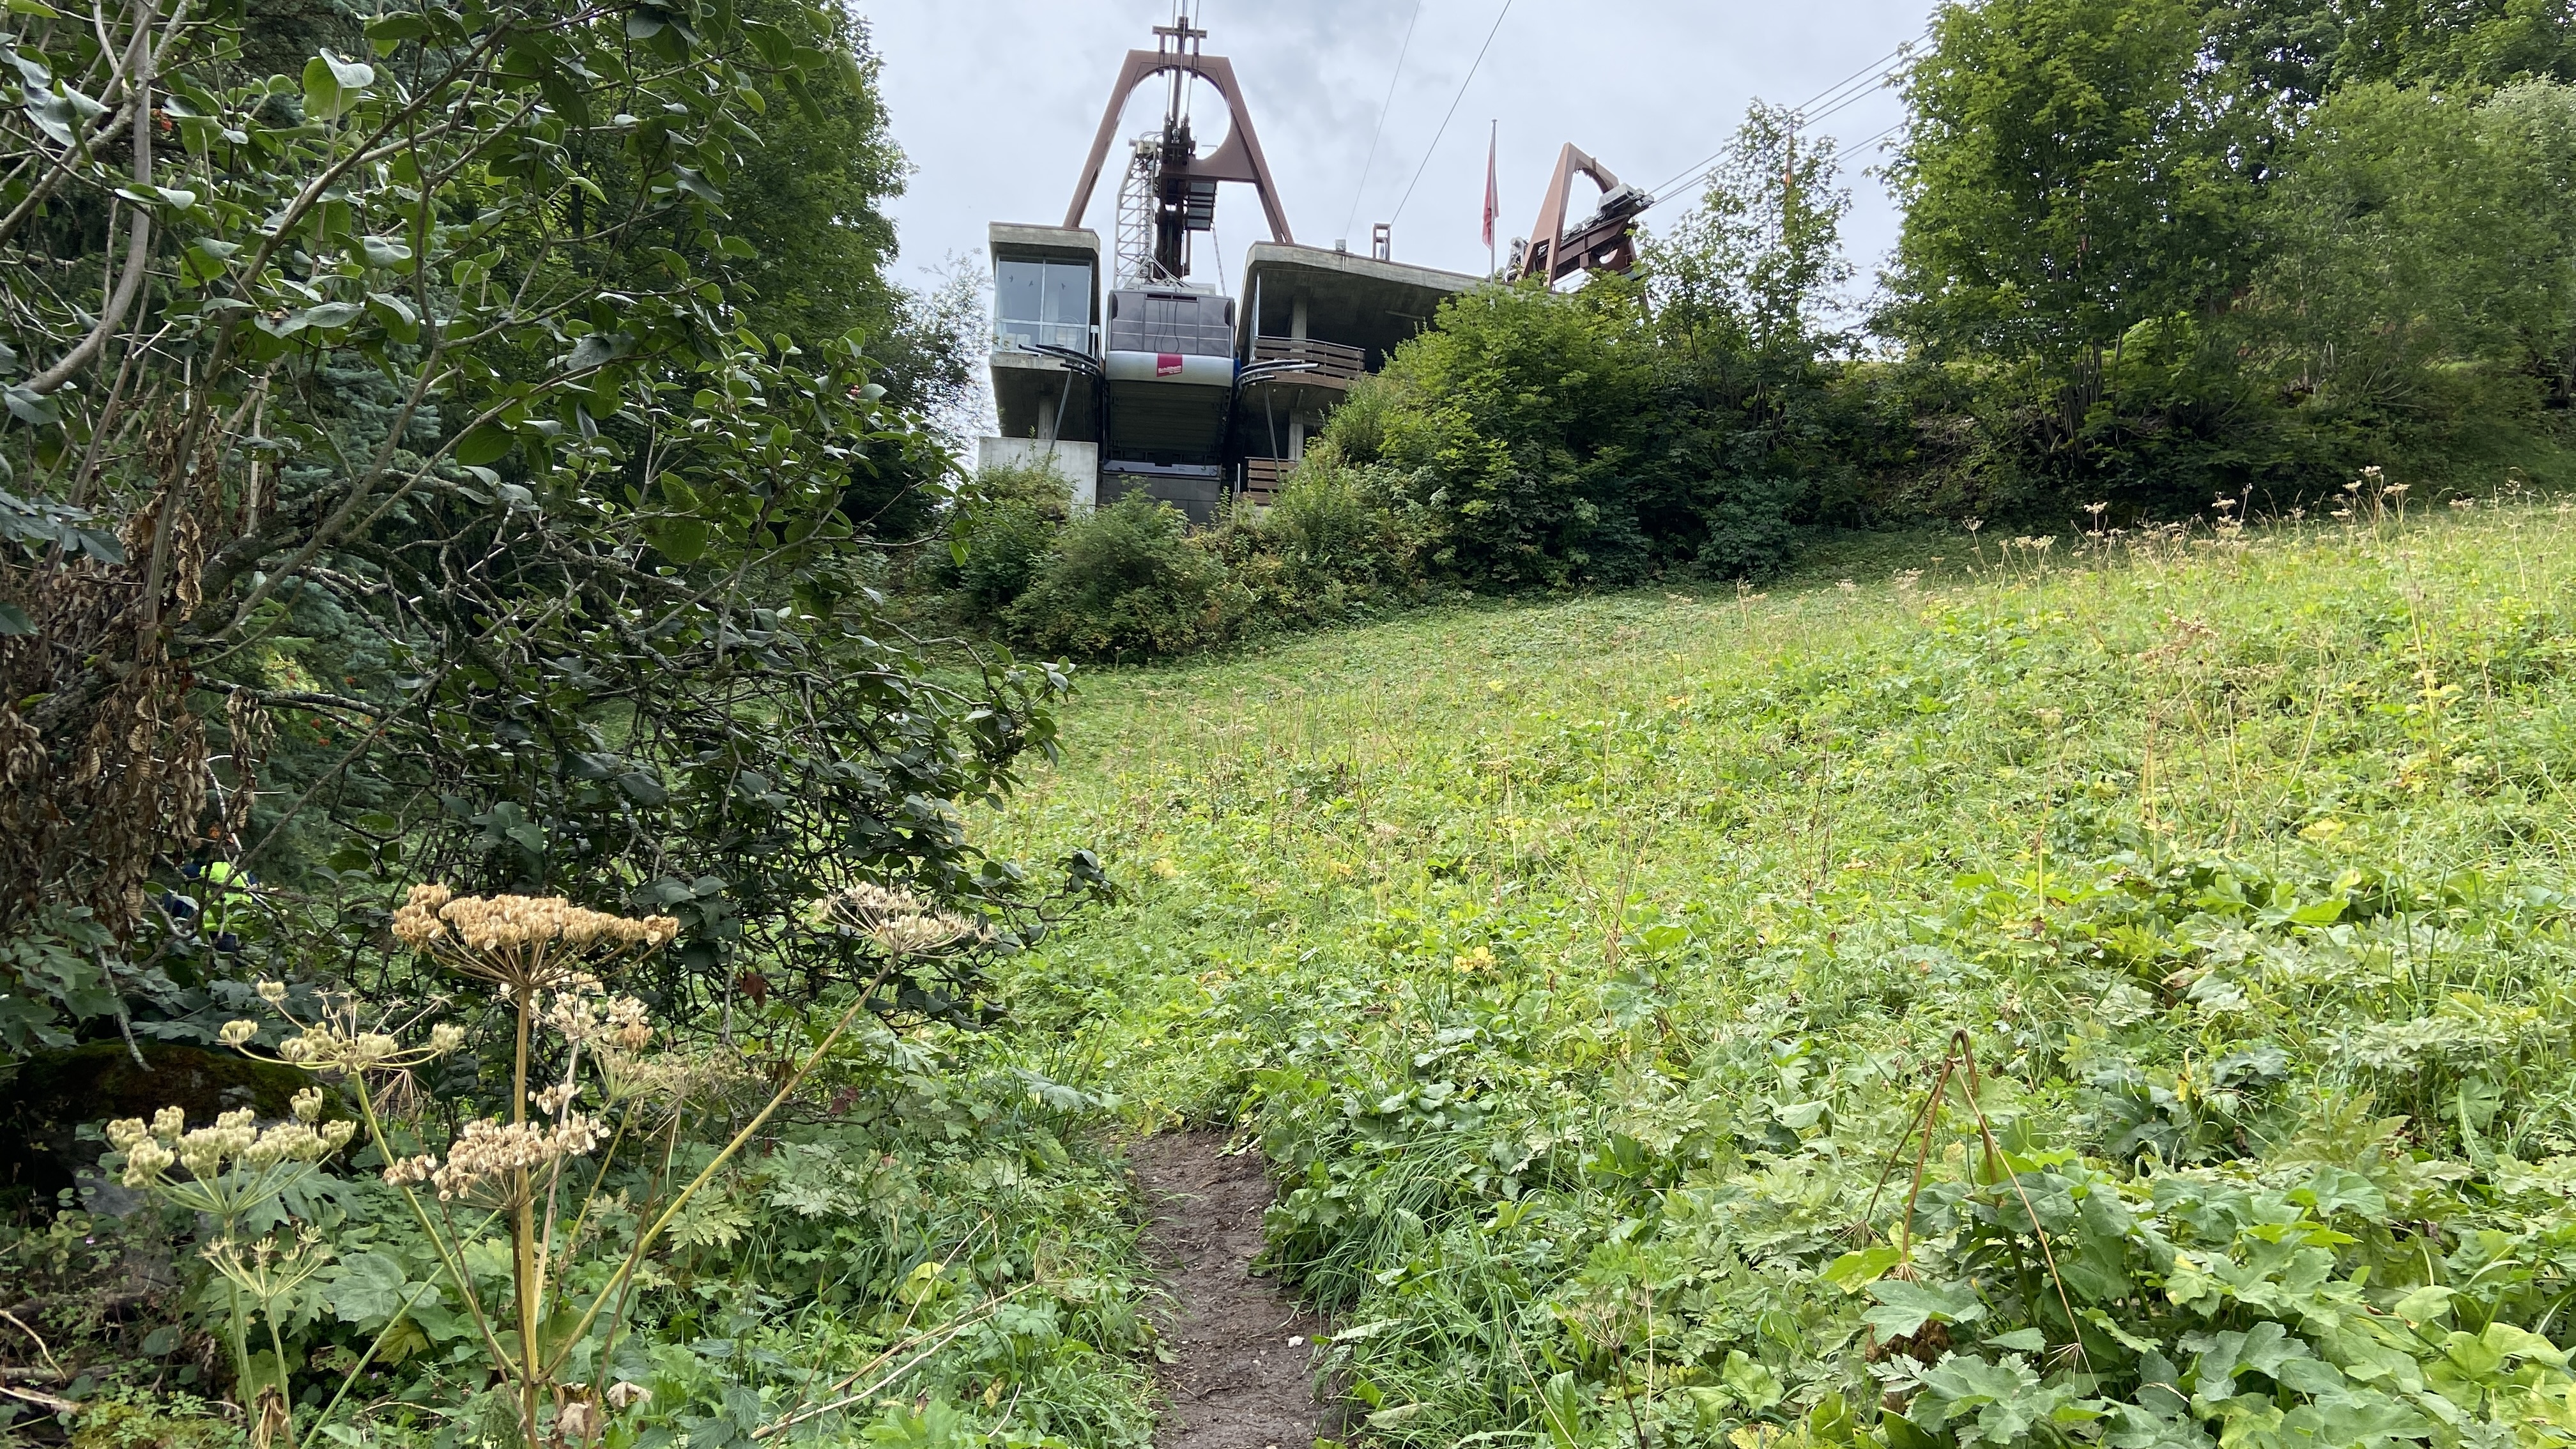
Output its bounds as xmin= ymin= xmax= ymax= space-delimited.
xmin=1101 ymin=287 xmax=1236 ymax=521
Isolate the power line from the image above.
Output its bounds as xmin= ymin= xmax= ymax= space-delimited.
xmin=1390 ymin=0 xmax=1514 ymax=226
xmin=1835 ymin=120 xmax=1906 ymax=164
xmin=1342 ymin=0 xmax=1424 ymax=244
xmin=1645 ymin=27 xmax=1930 ymax=204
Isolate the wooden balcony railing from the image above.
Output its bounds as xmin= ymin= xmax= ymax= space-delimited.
xmin=1248 ymin=335 xmax=1366 ymax=384
xmin=1241 ymin=457 xmax=1293 ymax=502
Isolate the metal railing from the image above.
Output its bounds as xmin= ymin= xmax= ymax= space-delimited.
xmin=994 ymin=321 xmax=1098 ymax=355
xmin=1248 ymin=335 xmax=1365 ymax=382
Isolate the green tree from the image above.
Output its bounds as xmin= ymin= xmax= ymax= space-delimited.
xmin=2246 ymin=80 xmax=2576 ymax=424
xmin=1328 ymin=281 xmax=1655 ymax=588
xmin=1650 ymin=100 xmax=1854 ymax=360
xmin=1885 ymin=0 xmax=2252 ymax=441
xmin=0 ymin=0 xmax=1064 ymax=1045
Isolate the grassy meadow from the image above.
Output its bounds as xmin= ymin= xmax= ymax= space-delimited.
xmin=979 ymin=496 xmax=2576 ymax=1447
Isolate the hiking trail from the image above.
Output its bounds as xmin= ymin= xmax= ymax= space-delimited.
xmin=1131 ymin=1133 xmax=1333 ymax=1449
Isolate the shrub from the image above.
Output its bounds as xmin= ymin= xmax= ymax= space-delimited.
xmin=1004 ymin=493 xmax=1234 ymax=661
xmin=942 ymin=461 xmax=1075 ymax=625
xmin=1245 ymin=443 xmax=1414 ymax=595
xmin=1328 ymin=281 xmax=1660 ymax=589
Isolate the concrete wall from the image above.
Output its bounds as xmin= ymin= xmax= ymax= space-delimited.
xmin=976 ymin=437 xmax=1098 ymax=512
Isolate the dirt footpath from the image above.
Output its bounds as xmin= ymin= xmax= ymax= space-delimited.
xmin=1130 ymin=1133 xmax=1333 ymax=1449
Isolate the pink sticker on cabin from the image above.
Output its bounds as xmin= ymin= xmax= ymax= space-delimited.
xmin=1155 ymin=353 xmax=1183 ymax=376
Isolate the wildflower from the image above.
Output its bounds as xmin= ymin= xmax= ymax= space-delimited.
xmin=107 ymin=1105 xmax=348 ymax=1188
xmin=813 ymin=882 xmax=988 ymax=958
xmin=392 ymin=1113 xmax=606 ymax=1202
xmin=395 ymin=886 xmax=678 ymax=983
xmin=219 ymin=1019 xmax=260 ymax=1046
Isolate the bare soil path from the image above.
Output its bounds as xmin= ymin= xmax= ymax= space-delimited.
xmin=1130 ymin=1133 xmax=1333 ymax=1449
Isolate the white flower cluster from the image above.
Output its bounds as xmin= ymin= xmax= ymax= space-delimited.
xmin=813 ymin=882 xmax=988 ymax=958
xmin=543 ymin=985 xmax=653 ymax=1052
xmin=236 ymin=984 xmax=467 ymax=1074
xmin=105 ymin=1091 xmax=356 ymax=1188
xmin=381 ymin=1112 xmax=604 ymax=1202
xmin=393 ymin=884 xmax=678 ymax=969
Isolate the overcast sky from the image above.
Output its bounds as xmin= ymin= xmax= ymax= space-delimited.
xmin=859 ymin=0 xmax=1929 ymax=303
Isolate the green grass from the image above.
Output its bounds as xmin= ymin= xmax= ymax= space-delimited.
xmin=981 ymin=499 xmax=2576 ymax=1447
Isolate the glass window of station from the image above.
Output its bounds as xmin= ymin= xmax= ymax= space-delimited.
xmin=995 ymin=259 xmax=1094 ymax=353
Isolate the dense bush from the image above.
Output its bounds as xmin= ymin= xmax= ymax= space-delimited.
xmin=1001 ymin=493 xmax=1236 ymax=663
xmin=938 ymin=458 xmax=1077 ymax=623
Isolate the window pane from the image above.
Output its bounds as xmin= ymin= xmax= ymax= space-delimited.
xmin=995 ymin=261 xmax=1043 ymax=328
xmin=1041 ymin=264 xmax=1089 ymax=327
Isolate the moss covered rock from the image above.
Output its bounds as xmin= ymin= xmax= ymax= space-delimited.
xmin=1 ymin=1041 xmax=314 ymax=1202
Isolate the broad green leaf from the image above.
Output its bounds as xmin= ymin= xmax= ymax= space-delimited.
xmin=2290 ymin=1166 xmax=2386 ymax=1218
xmin=453 ymin=425 xmax=514 ymax=466
xmin=302 ymin=50 xmax=374 ymax=119
xmin=365 ymin=12 xmax=430 ymax=52
xmin=326 ymin=1251 xmax=413 ymax=1326
xmin=1719 ymin=1349 xmax=1784 ymax=1411
xmin=1821 ymin=1245 xmax=1902 ymax=1292
xmin=2481 ymin=1321 xmax=2570 ymax=1368
xmin=359 ymin=234 xmax=414 ymax=268
xmin=2391 ymin=1285 xmax=2455 ymax=1327
xmin=645 ymin=516 xmax=711 ymax=564
xmin=1865 ymin=1277 xmax=1987 ymax=1338
xmin=296 ymin=301 xmax=364 ymax=332
xmin=564 ymin=332 xmax=634 ymax=371
xmin=367 ymin=292 xmax=420 ymax=343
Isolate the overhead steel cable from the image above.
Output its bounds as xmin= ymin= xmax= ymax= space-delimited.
xmin=1644 ymin=26 xmax=1931 ymax=204
xmin=1835 ymin=119 xmax=1908 ymax=165
xmin=1342 ymin=0 xmax=1424 ymax=244
xmin=1389 ymin=0 xmax=1514 ymax=226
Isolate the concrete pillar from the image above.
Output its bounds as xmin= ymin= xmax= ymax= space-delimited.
xmin=1288 ymin=413 xmax=1306 ymax=461
xmin=1290 ymin=293 xmax=1308 ymax=342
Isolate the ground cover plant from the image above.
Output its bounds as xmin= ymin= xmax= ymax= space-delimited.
xmin=981 ymin=491 xmax=2576 ymax=1447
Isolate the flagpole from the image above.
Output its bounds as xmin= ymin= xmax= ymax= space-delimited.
xmin=1486 ymin=119 xmax=1498 ymax=277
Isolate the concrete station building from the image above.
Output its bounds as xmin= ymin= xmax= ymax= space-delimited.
xmin=977 ymin=17 xmax=1480 ymax=524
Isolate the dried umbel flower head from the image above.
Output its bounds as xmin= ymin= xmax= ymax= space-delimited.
xmin=383 ymin=1112 xmax=604 ymax=1203
xmin=248 ymin=986 xmax=463 ymax=1077
xmin=106 ymin=1105 xmax=354 ymax=1188
xmin=813 ymin=882 xmax=988 ymax=958
xmin=595 ymin=1045 xmax=753 ymax=1107
xmin=542 ymin=986 xmax=653 ymax=1052
xmin=393 ymin=884 xmax=678 ymax=990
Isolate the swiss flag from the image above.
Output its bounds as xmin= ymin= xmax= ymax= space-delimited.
xmin=1156 ymin=353 xmax=1183 ymax=376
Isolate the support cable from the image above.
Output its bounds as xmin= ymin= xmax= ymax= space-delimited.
xmin=1645 ymin=27 xmax=1930 ymax=204
xmin=1342 ymin=0 xmax=1424 ymax=244
xmin=1389 ymin=0 xmax=1514 ymax=226
xmin=1834 ymin=119 xmax=1908 ymax=165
